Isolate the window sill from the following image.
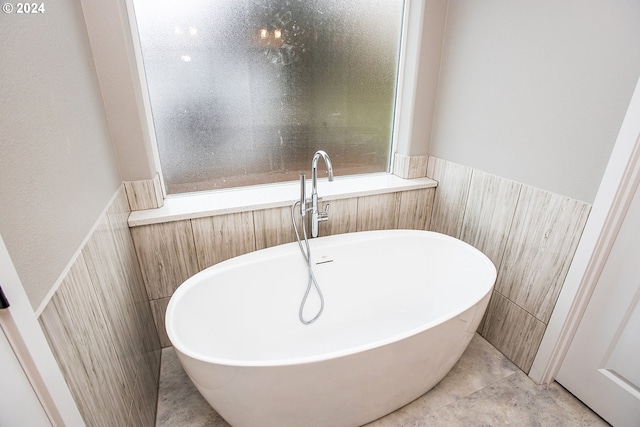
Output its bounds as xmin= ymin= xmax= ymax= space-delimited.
xmin=127 ymin=173 xmax=437 ymax=227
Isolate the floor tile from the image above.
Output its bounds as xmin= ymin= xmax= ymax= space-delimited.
xmin=362 ymin=397 xmax=429 ymax=427
xmin=156 ymin=348 xmax=229 ymax=427
xmin=418 ymin=333 xmax=520 ymax=412
xmin=413 ymin=371 xmax=607 ymax=427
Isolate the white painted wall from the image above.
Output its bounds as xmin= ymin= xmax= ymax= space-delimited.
xmin=430 ymin=0 xmax=640 ymax=203
xmin=0 ymin=0 xmax=121 ymax=309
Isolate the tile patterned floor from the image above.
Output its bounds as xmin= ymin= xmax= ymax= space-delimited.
xmin=155 ymin=334 xmax=608 ymax=427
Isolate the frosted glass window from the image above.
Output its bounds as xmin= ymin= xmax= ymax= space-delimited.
xmin=132 ymin=0 xmax=404 ymax=194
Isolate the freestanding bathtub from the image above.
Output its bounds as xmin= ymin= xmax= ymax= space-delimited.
xmin=166 ymin=229 xmax=496 ymax=427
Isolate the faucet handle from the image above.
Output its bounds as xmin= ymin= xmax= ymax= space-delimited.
xmin=318 ymin=203 xmax=330 ymax=222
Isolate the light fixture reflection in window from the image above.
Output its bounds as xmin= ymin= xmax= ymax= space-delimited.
xmin=274 ymin=29 xmax=282 ymax=39
xmin=181 ymin=55 xmax=192 ymax=62
xmin=189 ymin=27 xmax=198 ymax=36
xmin=174 ymin=26 xmax=182 ymax=35
xmin=260 ymin=28 xmax=268 ymax=39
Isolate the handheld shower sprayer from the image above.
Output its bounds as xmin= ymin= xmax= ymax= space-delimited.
xmin=291 ymin=150 xmax=335 ymax=325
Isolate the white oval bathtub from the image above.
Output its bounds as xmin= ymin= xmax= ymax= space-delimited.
xmin=166 ymin=229 xmax=496 ymax=427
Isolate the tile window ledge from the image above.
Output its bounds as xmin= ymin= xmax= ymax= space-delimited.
xmin=128 ymin=174 xmax=437 ymax=227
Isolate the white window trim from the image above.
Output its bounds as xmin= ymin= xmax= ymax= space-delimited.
xmin=394 ymin=0 xmax=426 ymax=156
xmin=125 ymin=0 xmax=167 ymax=196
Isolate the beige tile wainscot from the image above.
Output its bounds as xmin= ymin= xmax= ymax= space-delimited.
xmin=39 ymin=186 xmax=161 ymax=427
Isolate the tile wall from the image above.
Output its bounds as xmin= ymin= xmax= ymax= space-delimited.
xmin=124 ymin=174 xmax=164 ymax=211
xmin=38 ymin=186 xmax=161 ymax=426
xmin=130 ymin=188 xmax=436 ymax=347
xmin=427 ymin=157 xmax=591 ymax=372
xmin=393 ymin=153 xmax=430 ymax=179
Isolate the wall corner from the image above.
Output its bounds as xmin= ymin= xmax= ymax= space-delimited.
xmin=393 ymin=153 xmax=429 ymax=179
xmin=124 ymin=174 xmax=164 ymax=211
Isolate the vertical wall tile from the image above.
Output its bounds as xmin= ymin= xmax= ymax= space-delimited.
xmin=317 ymin=198 xmax=358 ymax=236
xmin=107 ymin=187 xmax=162 ymax=418
xmin=356 ymin=193 xmax=401 ymax=231
xmin=131 ymin=220 xmax=199 ymax=300
xmin=82 ymin=215 xmax=139 ymax=394
xmin=496 ymin=186 xmax=590 ymax=323
xmin=128 ymin=347 xmax=161 ymax=427
xmin=39 ymin=302 xmax=101 ymax=427
xmin=410 ymin=156 xmax=430 ymax=178
xmin=191 ymin=212 xmax=256 ymax=270
xmin=398 ymin=188 xmax=436 ymax=230
xmin=427 ymin=157 xmax=473 ymax=238
xmin=476 ymin=308 xmax=488 ymax=335
xmin=39 ymin=254 xmax=131 ymax=427
xmin=150 ymin=297 xmax=172 ymax=348
xmin=107 ymin=187 xmax=149 ymax=304
xmin=393 ymin=153 xmax=429 ymax=179
xmin=393 ymin=153 xmax=412 ymax=178
xmin=107 ymin=188 xmax=160 ymax=357
xmin=124 ymin=174 xmax=164 ymax=211
xmin=253 ymin=206 xmax=297 ymax=250
xmin=481 ymin=291 xmax=546 ymax=373
xmin=459 ymin=170 xmax=521 ymax=266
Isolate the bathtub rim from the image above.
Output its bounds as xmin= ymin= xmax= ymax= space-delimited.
xmin=166 ymin=229 xmax=497 ymax=368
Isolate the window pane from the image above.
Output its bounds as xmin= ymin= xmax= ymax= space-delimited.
xmin=133 ymin=0 xmax=404 ymax=194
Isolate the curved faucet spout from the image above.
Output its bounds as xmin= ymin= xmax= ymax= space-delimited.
xmin=310 ymin=150 xmax=334 ymax=238
xmin=311 ymin=150 xmax=334 ymax=186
